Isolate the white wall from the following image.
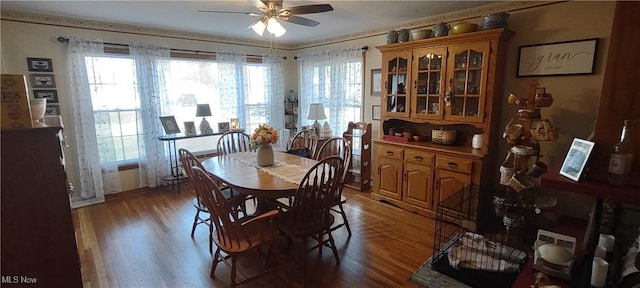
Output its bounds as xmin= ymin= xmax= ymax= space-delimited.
xmin=1 ymin=1 xmax=617 ymax=218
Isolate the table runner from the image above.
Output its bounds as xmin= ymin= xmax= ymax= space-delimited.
xmin=227 ymin=152 xmax=308 ymax=185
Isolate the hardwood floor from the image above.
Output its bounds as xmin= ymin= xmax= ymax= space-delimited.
xmin=72 ymin=186 xmax=435 ymax=287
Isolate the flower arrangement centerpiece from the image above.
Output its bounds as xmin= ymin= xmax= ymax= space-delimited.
xmin=250 ymin=124 xmax=279 ymax=167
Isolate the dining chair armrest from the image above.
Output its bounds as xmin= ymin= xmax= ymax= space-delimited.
xmin=241 ymin=209 xmax=279 ymax=226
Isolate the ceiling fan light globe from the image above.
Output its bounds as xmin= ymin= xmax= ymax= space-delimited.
xmin=251 ymin=20 xmax=266 ymax=36
xmin=267 ymin=17 xmax=286 ymax=37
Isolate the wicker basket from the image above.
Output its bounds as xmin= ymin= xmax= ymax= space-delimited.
xmin=534 ymin=94 xmax=554 ymax=107
xmin=499 ymin=151 xmax=516 ymax=186
xmin=509 ymin=172 xmax=536 ymax=193
xmin=530 ymin=119 xmax=559 ymax=141
xmin=432 ymin=128 xmax=456 ymax=145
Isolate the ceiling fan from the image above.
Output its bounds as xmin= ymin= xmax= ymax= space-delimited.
xmin=199 ymin=0 xmax=334 ymax=37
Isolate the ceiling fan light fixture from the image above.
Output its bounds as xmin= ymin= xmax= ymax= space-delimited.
xmin=267 ymin=17 xmax=286 ymax=37
xmin=251 ymin=18 xmax=267 ymax=36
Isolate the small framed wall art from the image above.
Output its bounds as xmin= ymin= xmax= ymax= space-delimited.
xmin=27 ymin=57 xmax=53 ymax=72
xmin=29 ymin=74 xmax=56 ymax=89
xmin=371 ymin=69 xmax=382 ymax=96
xmin=372 ymin=105 xmax=381 ymax=120
xmin=33 ymin=90 xmax=59 ymax=103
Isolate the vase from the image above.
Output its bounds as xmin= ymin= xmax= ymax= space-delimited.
xmin=256 ymin=144 xmax=274 ymax=167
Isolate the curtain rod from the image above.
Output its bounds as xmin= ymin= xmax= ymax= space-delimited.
xmin=293 ymin=46 xmax=368 ymax=60
xmin=56 ymin=36 xmax=288 ymax=60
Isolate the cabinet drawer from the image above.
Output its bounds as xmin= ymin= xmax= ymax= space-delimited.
xmin=404 ymin=149 xmax=434 ymax=165
xmin=435 ymin=155 xmax=472 ymax=173
xmin=376 ymin=144 xmax=404 ymax=160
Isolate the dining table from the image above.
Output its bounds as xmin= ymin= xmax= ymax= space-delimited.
xmin=200 ymin=151 xmax=319 ymax=212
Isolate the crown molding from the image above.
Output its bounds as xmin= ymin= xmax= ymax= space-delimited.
xmin=1 ymin=1 xmax=560 ymax=51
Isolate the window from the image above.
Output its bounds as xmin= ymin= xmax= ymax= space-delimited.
xmin=86 ymin=53 xmax=273 ymax=163
xmin=86 ymin=56 xmax=142 ymax=163
xmin=298 ymin=48 xmax=363 ymax=135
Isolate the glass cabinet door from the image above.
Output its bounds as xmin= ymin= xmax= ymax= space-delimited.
xmin=382 ymin=51 xmax=411 ymax=118
xmin=444 ymin=43 xmax=490 ymax=123
xmin=412 ymin=47 xmax=446 ymax=119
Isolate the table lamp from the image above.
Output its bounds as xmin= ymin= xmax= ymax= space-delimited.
xmin=196 ymin=104 xmax=213 ymax=134
xmin=307 ymin=103 xmax=327 ymax=136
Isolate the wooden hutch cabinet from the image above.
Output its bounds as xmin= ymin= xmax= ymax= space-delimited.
xmin=1 ymin=117 xmax=82 ymax=287
xmin=373 ymin=29 xmax=512 ymax=218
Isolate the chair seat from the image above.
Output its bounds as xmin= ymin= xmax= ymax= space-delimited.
xmin=192 ymin=189 xmax=246 ymax=212
xmin=214 ymin=213 xmax=278 ymax=254
xmin=276 ymin=212 xmax=334 ymax=238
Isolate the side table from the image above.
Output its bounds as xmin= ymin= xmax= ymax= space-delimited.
xmin=158 ymin=132 xmax=222 ymax=193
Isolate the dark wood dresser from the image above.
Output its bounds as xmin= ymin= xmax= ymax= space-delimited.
xmin=1 ymin=117 xmax=82 ymax=287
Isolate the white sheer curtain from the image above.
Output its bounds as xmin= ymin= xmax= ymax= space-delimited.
xmin=297 ymin=47 xmax=363 ymax=136
xmin=263 ymin=54 xmax=286 ymax=150
xmin=129 ymin=42 xmax=171 ymax=188
xmin=216 ymin=52 xmax=246 ymax=127
xmin=66 ymin=37 xmax=107 ymax=208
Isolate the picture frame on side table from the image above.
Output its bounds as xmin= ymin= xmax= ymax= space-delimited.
xmin=218 ymin=122 xmax=230 ymax=133
xmin=183 ymin=121 xmax=197 ymax=136
xmin=45 ymin=105 xmax=60 ymax=116
xmin=559 ymin=138 xmax=595 ymax=181
xmin=371 ymin=68 xmax=382 ymax=96
xmin=159 ymin=116 xmax=180 ymax=134
xmin=27 ymin=57 xmax=53 ymax=72
xmin=517 ymin=38 xmax=598 ymax=77
xmin=29 ymin=74 xmax=57 ymax=88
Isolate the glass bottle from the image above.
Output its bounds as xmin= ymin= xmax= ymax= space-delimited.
xmin=608 ymin=120 xmax=633 ymax=185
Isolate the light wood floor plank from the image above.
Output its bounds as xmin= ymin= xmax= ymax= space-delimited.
xmin=72 ymin=186 xmax=435 ymax=287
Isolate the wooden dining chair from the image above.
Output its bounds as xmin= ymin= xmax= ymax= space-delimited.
xmin=179 ymin=148 xmax=247 ymax=253
xmin=275 ymin=156 xmax=344 ymax=284
xmin=315 ymin=137 xmax=353 ymax=237
xmin=286 ymin=129 xmax=318 ymax=159
xmin=216 ymin=131 xmax=253 ymax=209
xmin=191 ymin=166 xmax=280 ymax=288
xmin=216 ymin=131 xmax=252 ymax=154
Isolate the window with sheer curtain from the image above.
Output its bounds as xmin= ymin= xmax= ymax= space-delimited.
xmin=297 ymin=47 xmax=363 ymax=136
xmin=85 ymin=53 xmax=283 ymax=163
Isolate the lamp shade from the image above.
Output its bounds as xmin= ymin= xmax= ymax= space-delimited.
xmin=195 ymin=104 xmax=212 ymax=117
xmin=307 ymin=103 xmax=327 ymax=120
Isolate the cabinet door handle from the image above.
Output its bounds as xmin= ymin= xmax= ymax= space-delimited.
xmin=386 ymin=151 xmax=394 ymax=156
xmin=435 ymin=179 xmax=440 ymax=191
xmin=384 ymin=81 xmax=388 ymax=91
xmin=413 ymin=79 xmax=417 ymax=89
xmin=404 ymin=171 xmax=407 ymax=182
xmin=447 ymin=162 xmax=458 ymax=168
xmin=414 ymin=156 xmax=423 ymax=161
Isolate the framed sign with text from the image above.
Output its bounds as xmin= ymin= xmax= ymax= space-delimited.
xmin=517 ymin=38 xmax=598 ymax=77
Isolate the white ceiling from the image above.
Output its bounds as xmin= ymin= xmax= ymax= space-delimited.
xmin=1 ymin=1 xmax=500 ymax=45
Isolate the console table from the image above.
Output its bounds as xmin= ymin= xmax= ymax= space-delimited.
xmin=157 ymin=132 xmax=222 ymax=193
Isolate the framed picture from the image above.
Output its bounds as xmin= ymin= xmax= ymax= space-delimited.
xmin=372 ymin=105 xmax=381 ymax=120
xmin=371 ymin=68 xmax=382 ymax=96
xmin=559 ymin=138 xmax=595 ymax=181
xmin=517 ymin=38 xmax=598 ymax=77
xmin=45 ymin=104 xmax=60 ymax=115
xmin=29 ymin=74 xmax=56 ymax=88
xmin=159 ymin=116 xmax=180 ymax=134
xmin=33 ymin=90 xmax=59 ymax=103
xmin=27 ymin=57 xmax=53 ymax=72
xmin=229 ymin=118 xmax=240 ymax=130
xmin=183 ymin=121 xmax=196 ymax=136
xmin=218 ymin=122 xmax=230 ymax=133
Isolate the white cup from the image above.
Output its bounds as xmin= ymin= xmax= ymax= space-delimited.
xmin=472 ymin=133 xmax=484 ymax=149
xmin=598 ymin=234 xmax=615 ymax=252
xmin=591 ymin=257 xmax=609 ymax=288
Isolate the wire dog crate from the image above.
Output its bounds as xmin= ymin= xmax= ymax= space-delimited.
xmin=432 ymin=185 xmax=533 ymax=288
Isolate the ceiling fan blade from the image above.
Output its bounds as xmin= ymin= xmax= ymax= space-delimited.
xmin=198 ymin=10 xmax=261 ymax=16
xmin=249 ymin=0 xmax=271 ymax=12
xmin=285 ymin=4 xmax=333 ymax=15
xmin=281 ymin=15 xmax=320 ymax=27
